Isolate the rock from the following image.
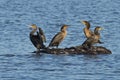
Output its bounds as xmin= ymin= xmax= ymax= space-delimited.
xmin=39 ymin=45 xmax=112 ymax=55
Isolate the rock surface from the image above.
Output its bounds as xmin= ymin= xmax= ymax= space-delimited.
xmin=39 ymin=45 xmax=112 ymax=55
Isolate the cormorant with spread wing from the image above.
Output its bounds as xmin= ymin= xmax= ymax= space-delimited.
xmin=82 ymin=26 xmax=103 ymax=49
xmin=29 ymin=24 xmax=46 ymax=53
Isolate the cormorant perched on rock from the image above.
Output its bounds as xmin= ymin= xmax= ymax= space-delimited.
xmin=81 ymin=21 xmax=94 ymax=38
xmin=48 ymin=25 xmax=68 ymax=48
xmin=29 ymin=24 xmax=46 ymax=53
xmin=82 ymin=26 xmax=103 ymax=49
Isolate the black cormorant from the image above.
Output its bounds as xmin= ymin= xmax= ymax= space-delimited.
xmin=29 ymin=24 xmax=46 ymax=53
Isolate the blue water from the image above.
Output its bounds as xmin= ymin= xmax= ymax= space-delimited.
xmin=0 ymin=0 xmax=120 ymax=80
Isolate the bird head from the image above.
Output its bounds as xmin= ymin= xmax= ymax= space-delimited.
xmin=29 ymin=24 xmax=37 ymax=30
xmin=95 ymin=26 xmax=103 ymax=31
xmin=81 ymin=20 xmax=90 ymax=28
xmin=61 ymin=25 xmax=68 ymax=31
xmin=94 ymin=26 xmax=103 ymax=34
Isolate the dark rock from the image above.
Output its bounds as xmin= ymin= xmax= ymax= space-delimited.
xmin=39 ymin=45 xmax=112 ymax=55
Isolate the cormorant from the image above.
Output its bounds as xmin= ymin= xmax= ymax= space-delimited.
xmin=81 ymin=21 xmax=94 ymax=38
xmin=48 ymin=25 xmax=68 ymax=48
xmin=29 ymin=24 xmax=46 ymax=53
xmin=82 ymin=26 xmax=103 ymax=49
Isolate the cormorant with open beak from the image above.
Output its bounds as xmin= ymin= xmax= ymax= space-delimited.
xmin=29 ymin=24 xmax=46 ymax=53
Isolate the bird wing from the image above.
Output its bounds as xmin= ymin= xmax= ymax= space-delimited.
xmin=30 ymin=32 xmax=45 ymax=49
xmin=49 ymin=32 xmax=64 ymax=46
xmin=84 ymin=28 xmax=94 ymax=38
xmin=38 ymin=27 xmax=46 ymax=42
xmin=41 ymin=35 xmax=46 ymax=42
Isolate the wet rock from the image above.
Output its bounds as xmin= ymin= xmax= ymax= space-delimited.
xmin=39 ymin=45 xmax=112 ymax=55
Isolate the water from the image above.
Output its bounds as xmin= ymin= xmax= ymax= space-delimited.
xmin=0 ymin=0 xmax=120 ymax=80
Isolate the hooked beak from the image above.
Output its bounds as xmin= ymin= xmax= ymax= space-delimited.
xmin=81 ymin=21 xmax=85 ymax=25
xmin=29 ymin=25 xmax=33 ymax=29
xmin=63 ymin=24 xmax=69 ymax=28
xmin=99 ymin=27 xmax=104 ymax=30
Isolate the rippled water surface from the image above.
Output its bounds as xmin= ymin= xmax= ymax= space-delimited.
xmin=0 ymin=0 xmax=120 ymax=80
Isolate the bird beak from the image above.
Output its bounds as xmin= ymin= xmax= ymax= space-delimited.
xmin=28 ymin=25 xmax=32 ymax=29
xmin=99 ymin=27 xmax=104 ymax=30
xmin=66 ymin=25 xmax=69 ymax=28
xmin=64 ymin=25 xmax=69 ymax=28
xmin=81 ymin=21 xmax=85 ymax=24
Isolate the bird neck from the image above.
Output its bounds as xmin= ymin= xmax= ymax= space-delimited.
xmin=61 ymin=29 xmax=67 ymax=38
xmin=86 ymin=23 xmax=90 ymax=29
xmin=61 ymin=29 xmax=67 ymax=33
xmin=30 ymin=29 xmax=37 ymax=35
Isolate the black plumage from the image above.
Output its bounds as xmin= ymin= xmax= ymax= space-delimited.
xmin=29 ymin=24 xmax=45 ymax=52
